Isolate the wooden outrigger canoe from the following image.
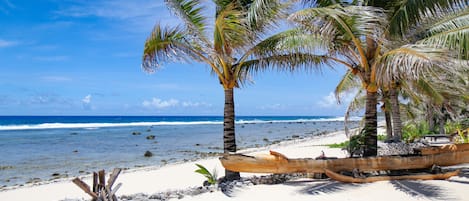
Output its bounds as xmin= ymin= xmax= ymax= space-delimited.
xmin=415 ymin=143 xmax=469 ymax=155
xmin=324 ymin=169 xmax=460 ymax=183
xmin=219 ymin=150 xmax=469 ymax=174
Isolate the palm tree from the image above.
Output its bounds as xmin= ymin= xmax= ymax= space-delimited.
xmin=142 ymin=0 xmax=328 ymax=180
xmin=292 ymin=0 xmax=467 ymax=156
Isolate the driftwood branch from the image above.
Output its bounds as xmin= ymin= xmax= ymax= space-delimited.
xmin=73 ymin=168 xmax=122 ymax=201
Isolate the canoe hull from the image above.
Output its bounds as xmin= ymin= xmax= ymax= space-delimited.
xmin=220 ymin=150 xmax=469 ymax=174
xmin=324 ymin=169 xmax=460 ymax=183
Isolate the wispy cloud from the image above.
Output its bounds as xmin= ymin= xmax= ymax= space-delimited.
xmin=0 ymin=39 xmax=18 ymax=48
xmin=41 ymin=76 xmax=72 ymax=82
xmin=182 ymin=101 xmax=211 ymax=107
xmin=258 ymin=104 xmax=286 ymax=110
xmin=142 ymin=97 xmax=212 ymax=109
xmin=142 ymin=98 xmax=179 ymax=109
xmin=317 ymin=90 xmax=357 ymax=108
xmin=0 ymin=0 xmax=15 ymax=14
xmin=25 ymin=93 xmax=73 ymax=106
xmin=54 ymin=0 xmax=177 ymax=33
xmin=33 ymin=55 xmax=69 ymax=61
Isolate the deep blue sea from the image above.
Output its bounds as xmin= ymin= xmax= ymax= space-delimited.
xmin=0 ymin=116 xmax=359 ymax=188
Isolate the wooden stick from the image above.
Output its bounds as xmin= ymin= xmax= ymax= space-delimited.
xmin=72 ymin=178 xmax=98 ymax=199
xmin=107 ymin=168 xmax=122 ymax=189
xmin=93 ymin=172 xmax=98 ymax=193
xmin=98 ymin=170 xmax=106 ymax=187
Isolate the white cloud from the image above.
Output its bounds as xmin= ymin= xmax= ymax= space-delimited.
xmin=54 ymin=0 xmax=176 ymax=33
xmin=182 ymin=101 xmax=211 ymax=107
xmin=82 ymin=94 xmax=93 ymax=110
xmin=258 ymin=104 xmax=286 ymax=110
xmin=82 ymin=95 xmax=92 ymax=104
xmin=0 ymin=39 xmax=18 ymax=48
xmin=317 ymin=90 xmax=358 ymax=108
xmin=142 ymin=98 xmax=179 ymax=109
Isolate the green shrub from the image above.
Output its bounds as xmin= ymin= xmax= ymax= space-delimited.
xmin=402 ymin=121 xmax=430 ymax=142
xmin=327 ymin=141 xmax=349 ymax=149
xmin=195 ymin=164 xmax=218 ymax=186
xmin=445 ymin=122 xmax=462 ymax=134
xmin=377 ymin=134 xmax=387 ymax=141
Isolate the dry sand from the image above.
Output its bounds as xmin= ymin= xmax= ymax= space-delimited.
xmin=1 ymin=129 xmax=468 ymax=201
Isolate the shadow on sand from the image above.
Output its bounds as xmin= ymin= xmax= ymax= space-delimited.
xmin=293 ymin=174 xmax=457 ymax=200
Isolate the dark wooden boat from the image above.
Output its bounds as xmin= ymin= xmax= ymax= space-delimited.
xmin=324 ymin=169 xmax=460 ymax=183
xmin=219 ymin=150 xmax=469 ymax=174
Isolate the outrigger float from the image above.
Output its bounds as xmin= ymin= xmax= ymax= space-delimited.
xmin=220 ymin=143 xmax=469 ymax=183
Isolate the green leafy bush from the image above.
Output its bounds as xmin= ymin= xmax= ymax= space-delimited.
xmin=195 ymin=164 xmax=218 ymax=186
xmin=402 ymin=121 xmax=430 ymax=142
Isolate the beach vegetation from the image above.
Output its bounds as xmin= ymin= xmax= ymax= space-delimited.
xmin=327 ymin=141 xmax=349 ymax=149
xmin=195 ymin=164 xmax=218 ymax=186
xmin=402 ymin=121 xmax=430 ymax=143
xmin=295 ymin=0 xmax=468 ymax=155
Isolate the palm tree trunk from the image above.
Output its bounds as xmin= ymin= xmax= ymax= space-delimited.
xmin=363 ymin=91 xmax=378 ymax=157
xmin=381 ymin=91 xmax=393 ymax=141
xmin=384 ymin=104 xmax=393 ymax=141
xmin=389 ymin=86 xmax=402 ymax=141
xmin=223 ymin=88 xmax=240 ymax=180
xmin=439 ymin=107 xmax=446 ymax=134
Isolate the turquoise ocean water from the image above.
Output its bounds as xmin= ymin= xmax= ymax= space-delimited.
xmin=0 ymin=116 xmax=358 ymax=188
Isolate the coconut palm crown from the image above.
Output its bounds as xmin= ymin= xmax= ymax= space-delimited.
xmin=142 ymin=0 xmax=329 ymax=180
xmin=292 ymin=0 xmax=468 ymax=156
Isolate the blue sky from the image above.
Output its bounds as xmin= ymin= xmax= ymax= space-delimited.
xmin=0 ymin=0 xmax=353 ymax=116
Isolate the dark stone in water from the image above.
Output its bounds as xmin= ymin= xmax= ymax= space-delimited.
xmin=146 ymin=135 xmax=156 ymax=140
xmin=195 ymin=143 xmax=201 ymax=146
xmin=52 ymin=173 xmax=60 ymax=177
xmin=146 ymin=129 xmax=151 ymax=132
xmin=0 ymin=166 xmax=14 ymax=170
xmin=73 ymin=150 xmax=78 ymax=153
xmin=70 ymin=132 xmax=78 ymax=135
xmin=144 ymin=151 xmax=153 ymax=157
xmin=292 ymin=135 xmax=300 ymax=138
xmin=132 ymin=132 xmax=141 ymax=135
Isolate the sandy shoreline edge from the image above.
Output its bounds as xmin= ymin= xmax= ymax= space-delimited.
xmin=2 ymin=126 xmax=469 ymax=201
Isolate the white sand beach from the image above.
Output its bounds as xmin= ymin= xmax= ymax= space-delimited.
xmin=1 ymin=128 xmax=469 ymax=201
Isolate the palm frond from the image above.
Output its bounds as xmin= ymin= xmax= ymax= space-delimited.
xmin=214 ymin=3 xmax=249 ymax=55
xmin=344 ymin=88 xmax=365 ymax=137
xmin=387 ymin=0 xmax=469 ymax=37
xmin=165 ymin=0 xmax=211 ymax=47
xmin=375 ymin=45 xmax=454 ymax=85
xmin=250 ymin=28 xmax=330 ymax=58
xmin=236 ymin=53 xmax=330 ymax=85
xmin=245 ymin=0 xmax=289 ymax=35
xmin=142 ymin=24 xmax=206 ymax=72
xmin=418 ymin=9 xmax=469 ymax=59
xmin=289 ymin=5 xmax=387 ymax=43
xmin=335 ymin=70 xmax=360 ymax=104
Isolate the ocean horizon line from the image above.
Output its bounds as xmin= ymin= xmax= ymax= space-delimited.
xmin=0 ymin=116 xmax=362 ymax=131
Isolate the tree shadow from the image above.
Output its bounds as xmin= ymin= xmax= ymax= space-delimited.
xmin=455 ymin=167 xmax=469 ymax=179
xmin=390 ymin=180 xmax=454 ymax=200
xmin=290 ymin=179 xmax=362 ymax=195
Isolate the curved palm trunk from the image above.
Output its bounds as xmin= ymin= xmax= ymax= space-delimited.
xmin=389 ymin=86 xmax=402 ymax=140
xmin=363 ymin=91 xmax=378 ymax=157
xmin=223 ymin=88 xmax=240 ymax=180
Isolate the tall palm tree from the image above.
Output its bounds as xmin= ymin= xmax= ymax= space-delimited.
xmin=142 ymin=0 xmax=328 ymax=180
xmin=292 ymin=0 xmax=466 ymax=156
